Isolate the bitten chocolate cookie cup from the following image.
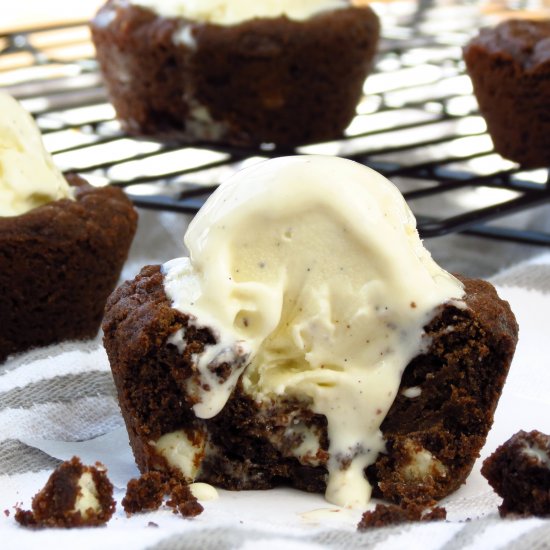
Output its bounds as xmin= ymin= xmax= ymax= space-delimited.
xmin=0 ymin=174 xmax=137 ymax=362
xmin=103 ymin=267 xmax=517 ymax=505
xmin=464 ymin=19 xmax=550 ymax=168
xmin=90 ymin=1 xmax=380 ymax=148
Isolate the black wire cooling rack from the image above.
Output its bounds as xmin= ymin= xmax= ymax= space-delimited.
xmin=1 ymin=1 xmax=550 ymax=245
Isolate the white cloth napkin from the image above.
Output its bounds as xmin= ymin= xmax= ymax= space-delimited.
xmin=1 ymin=209 xmax=550 ymax=549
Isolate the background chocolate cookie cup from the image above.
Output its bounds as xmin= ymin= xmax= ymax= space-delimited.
xmin=464 ymin=19 xmax=550 ymax=168
xmin=90 ymin=1 xmax=380 ymax=147
xmin=0 ymin=174 xmax=137 ymax=362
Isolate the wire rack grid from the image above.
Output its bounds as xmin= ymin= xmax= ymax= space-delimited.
xmin=1 ymin=0 xmax=549 ymax=246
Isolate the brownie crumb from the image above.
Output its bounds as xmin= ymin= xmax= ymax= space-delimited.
xmin=122 ymin=472 xmax=203 ymax=518
xmin=122 ymin=471 xmax=166 ymax=514
xmin=148 ymin=521 xmax=159 ymax=528
xmin=3 ymin=509 xmax=9 ymax=517
xmin=14 ymin=509 xmax=36 ymax=527
xmin=166 ymin=482 xmax=203 ymax=518
xmin=14 ymin=457 xmax=115 ymax=528
xmin=358 ymin=502 xmax=446 ymax=530
xmin=481 ymin=430 xmax=550 ymax=518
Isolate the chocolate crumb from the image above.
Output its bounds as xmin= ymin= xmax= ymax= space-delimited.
xmin=14 ymin=509 xmax=37 ymax=527
xmin=166 ymin=481 xmax=203 ymax=518
xmin=122 ymin=472 xmax=203 ymax=518
xmin=14 ymin=457 xmax=115 ymax=529
xmin=358 ymin=502 xmax=446 ymax=530
xmin=122 ymin=471 xmax=165 ymax=514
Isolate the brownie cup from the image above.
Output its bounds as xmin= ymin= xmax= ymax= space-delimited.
xmin=0 ymin=174 xmax=137 ymax=362
xmin=464 ymin=19 xmax=550 ymax=168
xmin=482 ymin=430 xmax=550 ymax=517
xmin=90 ymin=0 xmax=380 ymax=147
xmin=103 ymin=268 xmax=517 ymax=506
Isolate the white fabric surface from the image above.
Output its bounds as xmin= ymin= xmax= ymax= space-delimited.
xmin=1 ymin=208 xmax=550 ymax=549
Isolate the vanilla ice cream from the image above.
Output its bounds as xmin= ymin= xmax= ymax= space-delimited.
xmin=0 ymin=91 xmax=73 ymax=217
xmin=162 ymin=155 xmax=464 ymax=508
xmin=128 ymin=0 xmax=349 ymax=25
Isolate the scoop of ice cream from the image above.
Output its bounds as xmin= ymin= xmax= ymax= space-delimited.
xmin=163 ymin=155 xmax=464 ymax=508
xmin=0 ymin=91 xmax=73 ymax=217
xmin=129 ymin=0 xmax=349 ymax=25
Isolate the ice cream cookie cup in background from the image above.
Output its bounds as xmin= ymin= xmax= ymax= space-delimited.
xmin=0 ymin=91 xmax=137 ymax=362
xmin=90 ymin=0 xmax=380 ymax=148
xmin=464 ymin=18 xmax=550 ymax=168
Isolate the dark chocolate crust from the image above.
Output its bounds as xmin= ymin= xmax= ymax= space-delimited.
xmin=166 ymin=481 xmax=203 ymax=518
xmin=90 ymin=1 xmax=380 ymax=147
xmin=103 ymin=266 xmax=518 ymax=504
xmin=122 ymin=471 xmax=166 ymax=514
xmin=357 ymin=502 xmax=446 ymax=530
xmin=122 ymin=471 xmax=203 ymax=517
xmin=463 ymin=19 xmax=550 ymax=168
xmin=15 ymin=456 xmax=115 ymax=528
xmin=481 ymin=430 xmax=550 ymax=517
xmin=0 ymin=174 xmax=137 ymax=362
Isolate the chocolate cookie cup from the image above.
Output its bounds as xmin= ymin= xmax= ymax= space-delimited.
xmin=90 ymin=0 xmax=380 ymax=147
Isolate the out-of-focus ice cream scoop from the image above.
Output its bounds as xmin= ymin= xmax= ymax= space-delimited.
xmin=163 ymin=155 xmax=465 ymax=507
xmin=0 ymin=91 xmax=73 ymax=217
